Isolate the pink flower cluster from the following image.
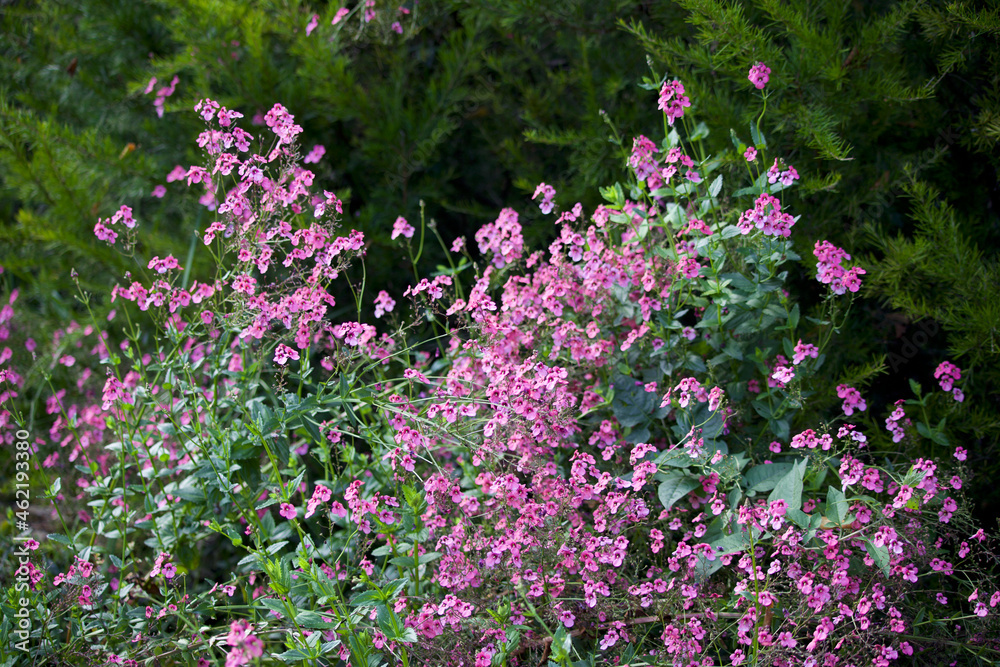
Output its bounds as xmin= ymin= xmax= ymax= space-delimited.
xmin=474 ymin=207 xmax=524 ymax=268
xmin=748 ymin=62 xmax=771 ymax=89
xmin=885 ymin=399 xmax=908 ymax=443
xmin=934 ymin=361 xmax=963 ymax=402
xmin=148 ymin=552 xmax=177 ymax=579
xmin=737 ymin=193 xmax=796 ymax=237
xmin=532 ymin=182 xmax=556 ymax=214
xmin=767 ymin=158 xmax=799 ymax=187
xmin=836 ymin=384 xmax=867 ymax=416
xmin=144 ymin=75 xmax=179 ymax=118
xmin=792 ymin=340 xmax=818 ymax=365
xmin=657 ymin=79 xmax=691 ymax=125
xmin=391 ymin=216 xmax=415 ymax=240
xmin=93 ymin=205 xmax=137 ymax=246
xmin=628 ymin=135 xmax=659 ymax=181
xmin=225 ymin=620 xmax=264 ymax=667
xmin=814 ymin=240 xmax=866 ymax=294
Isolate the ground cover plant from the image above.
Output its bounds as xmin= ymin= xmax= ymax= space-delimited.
xmin=2 ymin=59 xmax=999 ymax=667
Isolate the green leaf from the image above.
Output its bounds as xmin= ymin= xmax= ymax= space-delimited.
xmin=826 ymin=486 xmax=848 ymax=525
xmin=708 ymin=174 xmax=723 ymax=198
xmin=657 ymin=475 xmax=700 ymax=511
xmin=257 ymin=597 xmax=287 ymax=618
xmin=275 ymin=649 xmax=315 ymax=662
xmin=864 ymin=539 xmax=891 ymax=576
xmin=711 ymin=528 xmax=751 ymax=556
xmin=611 ymin=374 xmax=655 ymax=428
xmin=768 ymin=459 xmax=805 ymax=511
xmin=787 ymin=303 xmax=800 ymax=330
xmin=743 ymin=462 xmax=793 ymax=493
xmin=296 ymin=610 xmax=337 ymax=629
xmin=349 ymin=590 xmax=383 ymax=606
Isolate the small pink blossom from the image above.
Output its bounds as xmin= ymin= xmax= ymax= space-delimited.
xmin=332 ymin=7 xmax=350 ymax=24
xmin=532 ymin=182 xmax=556 ymax=214
xmin=303 ymin=144 xmax=325 ymax=164
xmin=274 ymin=344 xmax=300 ymax=366
xmin=391 ymin=216 xmax=415 ymax=240
xmin=748 ymin=62 xmax=771 ymax=89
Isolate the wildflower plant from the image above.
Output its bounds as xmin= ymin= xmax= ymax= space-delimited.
xmin=1 ymin=61 xmax=998 ymax=667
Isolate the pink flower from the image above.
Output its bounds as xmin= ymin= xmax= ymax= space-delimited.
xmin=658 ymin=79 xmax=691 ymax=125
xmin=94 ymin=221 xmax=118 ymax=245
xmin=771 ymin=365 xmax=794 ymax=384
xmin=151 ymin=184 xmax=167 ymax=198
xmin=303 ymin=144 xmax=325 ymax=164
xmin=836 ymin=384 xmax=866 ymax=416
xmin=532 ymin=182 xmax=556 ymax=214
xmin=273 ymin=345 xmax=300 ymax=366
xmin=148 ymin=552 xmax=175 ymax=579
xmin=102 ymin=376 xmax=133 ymax=411
xmin=814 ymin=240 xmax=866 ymax=295
xmin=279 ymin=503 xmax=296 ymax=520
xmin=391 ymin=216 xmax=415 ymax=240
xmin=232 ymin=274 xmax=257 ymax=296
xmin=954 ymin=446 xmax=967 ymax=462
xmin=748 ymin=62 xmax=771 ymax=89
xmin=934 ymin=361 xmax=961 ymax=391
xmin=306 ymin=14 xmax=319 ymax=35
xmin=792 ymin=340 xmax=818 ymax=365
xmin=374 ymin=290 xmax=396 ymax=318
xmin=332 ymin=7 xmax=350 ymax=24
xmin=226 ymin=620 xmax=264 ymax=667
xmin=148 ymin=255 xmax=181 ymax=274
xmin=628 ymin=135 xmax=659 ymax=181
xmin=744 ymin=146 xmax=757 ymax=161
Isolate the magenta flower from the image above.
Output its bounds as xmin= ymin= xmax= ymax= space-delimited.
xmin=628 ymin=135 xmax=659 ymax=181
xmin=658 ymin=79 xmax=691 ymax=125
xmin=771 ymin=365 xmax=794 ymax=384
xmin=226 ymin=620 xmax=264 ymax=667
xmin=792 ymin=340 xmax=818 ymax=365
xmin=305 ymin=13 xmax=319 ymax=36
xmin=391 ymin=216 xmax=415 ymax=240
xmin=744 ymin=146 xmax=757 ymax=161
xmin=332 ymin=7 xmax=350 ymax=24
xmin=532 ymin=182 xmax=556 ymax=214
xmin=836 ymin=384 xmax=867 ymax=416
xmin=814 ymin=240 xmax=866 ymax=295
xmin=748 ymin=62 xmax=771 ymax=89
xmin=373 ymin=290 xmax=396 ymax=318
xmin=273 ymin=344 xmax=300 ymax=366
xmin=303 ymin=144 xmax=325 ymax=164
xmin=279 ymin=503 xmax=297 ymax=520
